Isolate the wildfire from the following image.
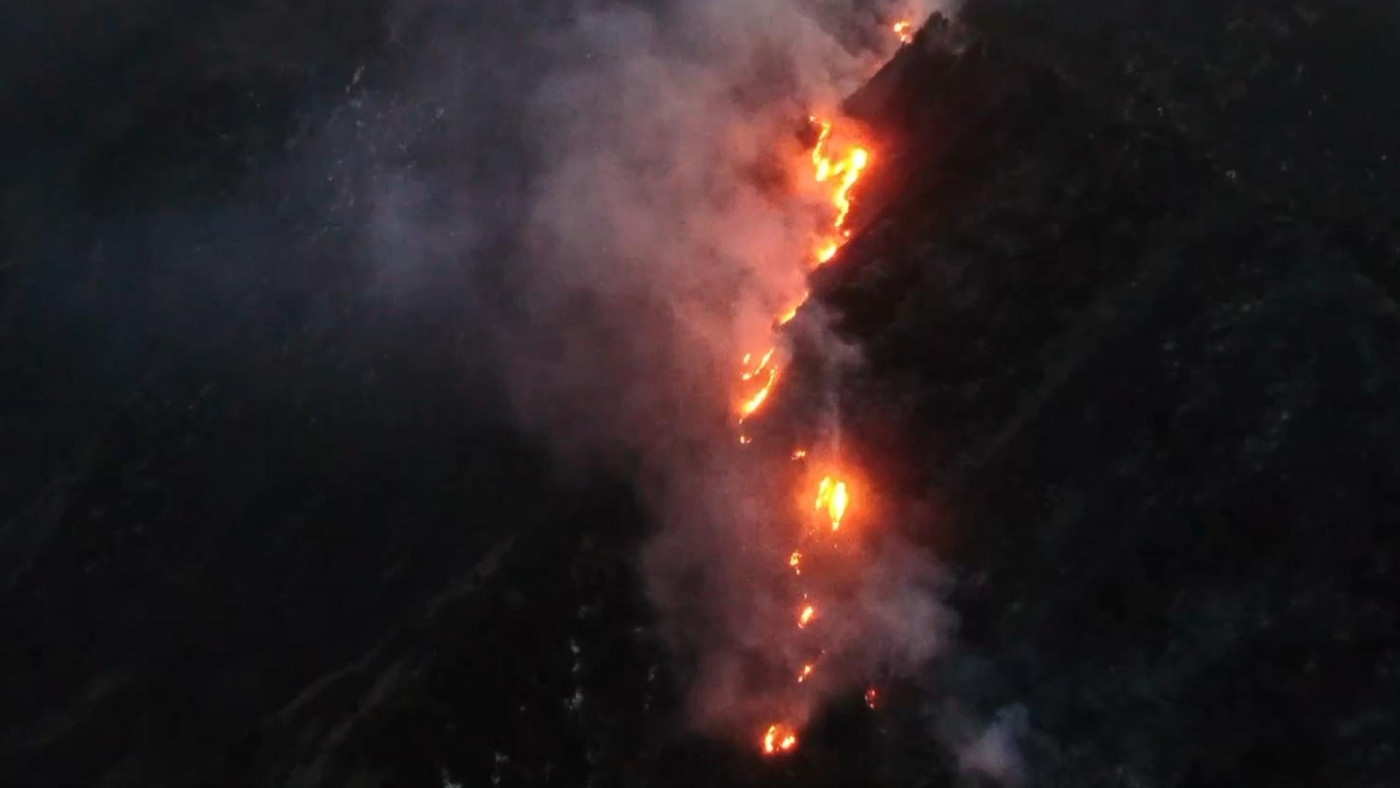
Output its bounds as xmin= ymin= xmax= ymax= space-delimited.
xmin=762 ymin=723 xmax=799 ymax=755
xmin=815 ymin=475 xmax=851 ymax=531
xmin=893 ymin=20 xmax=914 ymax=44
xmin=727 ymin=105 xmax=878 ymax=757
xmin=776 ymin=294 xmax=808 ymax=326
xmin=740 ymin=350 xmax=775 ymax=382
xmin=733 ymin=115 xmax=870 ymax=426
xmin=738 ymin=349 xmax=781 ymax=418
xmin=738 ymin=356 xmax=780 ymax=418
xmin=808 ymin=119 xmax=871 ymax=267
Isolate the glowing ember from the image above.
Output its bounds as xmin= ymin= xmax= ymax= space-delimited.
xmin=791 ymin=449 xmax=807 ymax=460
xmin=739 ymin=434 xmax=752 ymax=445
xmin=789 ymin=551 xmax=802 ymax=574
xmin=798 ymin=604 xmax=816 ymax=628
xmin=893 ymin=20 xmax=913 ymax=44
xmin=865 ymin=687 xmax=879 ymax=709
xmin=797 ymin=663 xmax=815 ymax=683
xmin=762 ymin=723 xmax=799 ymax=755
xmin=815 ymin=475 xmax=850 ymax=530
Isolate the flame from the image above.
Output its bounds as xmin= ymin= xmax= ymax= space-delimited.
xmin=815 ymin=475 xmax=850 ymax=531
xmin=731 ymin=111 xmax=878 ymax=756
xmin=893 ymin=20 xmax=913 ymax=44
xmin=762 ymin=723 xmax=799 ymax=755
xmin=808 ymin=119 xmax=871 ymax=266
xmin=864 ymin=687 xmax=879 ymax=709
xmin=828 ymin=148 xmax=869 ymax=232
xmin=741 ymin=349 xmax=776 ymax=382
xmin=738 ymin=359 xmax=780 ymax=418
xmin=734 ymin=116 xmax=870 ymax=425
xmin=776 ymin=294 xmax=808 ymax=326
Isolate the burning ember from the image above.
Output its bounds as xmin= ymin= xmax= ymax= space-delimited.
xmin=797 ymin=604 xmax=817 ymax=628
xmin=789 ymin=551 xmax=802 ymax=574
xmin=797 ymin=663 xmax=815 ymax=683
xmin=815 ymin=475 xmax=851 ymax=531
xmin=893 ymin=20 xmax=914 ymax=45
xmin=762 ymin=723 xmax=799 ymax=756
xmin=864 ymin=687 xmax=880 ymax=709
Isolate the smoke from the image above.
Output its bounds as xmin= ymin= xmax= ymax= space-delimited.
xmin=944 ymin=704 xmax=1030 ymax=786
xmin=357 ymin=0 xmax=976 ymax=756
xmin=497 ymin=0 xmax=956 ymax=740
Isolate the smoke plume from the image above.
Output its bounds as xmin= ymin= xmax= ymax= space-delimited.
xmin=359 ymin=0 xmax=978 ymax=758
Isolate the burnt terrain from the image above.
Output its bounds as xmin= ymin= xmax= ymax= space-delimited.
xmin=3 ymin=1 xmax=1399 ymax=786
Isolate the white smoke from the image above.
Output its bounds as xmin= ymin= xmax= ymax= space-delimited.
xmin=357 ymin=0 xmax=979 ymax=755
xmin=946 ymin=704 xmax=1030 ymax=786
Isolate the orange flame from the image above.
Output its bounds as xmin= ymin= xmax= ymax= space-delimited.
xmin=808 ymin=119 xmax=871 ymax=266
xmin=776 ymin=294 xmax=808 ymax=326
xmin=893 ymin=20 xmax=913 ymax=44
xmin=734 ymin=116 xmax=871 ymax=427
xmin=736 ymin=112 xmax=878 ymax=758
xmin=740 ymin=349 xmax=776 ymax=382
xmin=762 ymin=723 xmax=799 ymax=755
xmin=738 ymin=350 xmax=781 ymax=418
xmin=815 ymin=475 xmax=850 ymax=530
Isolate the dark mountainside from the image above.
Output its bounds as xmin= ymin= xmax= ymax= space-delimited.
xmin=3 ymin=1 xmax=1399 ymax=786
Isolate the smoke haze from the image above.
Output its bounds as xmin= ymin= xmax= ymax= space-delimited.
xmin=400 ymin=0 xmax=968 ymax=747
xmin=7 ymin=0 xmax=996 ymax=773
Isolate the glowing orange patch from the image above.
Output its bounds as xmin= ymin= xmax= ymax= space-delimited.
xmin=762 ymin=723 xmax=799 ymax=755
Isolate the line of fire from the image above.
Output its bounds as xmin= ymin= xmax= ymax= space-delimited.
xmin=733 ymin=19 xmax=915 ymax=758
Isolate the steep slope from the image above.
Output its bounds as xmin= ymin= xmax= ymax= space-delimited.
xmin=234 ymin=8 xmax=1399 ymax=785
